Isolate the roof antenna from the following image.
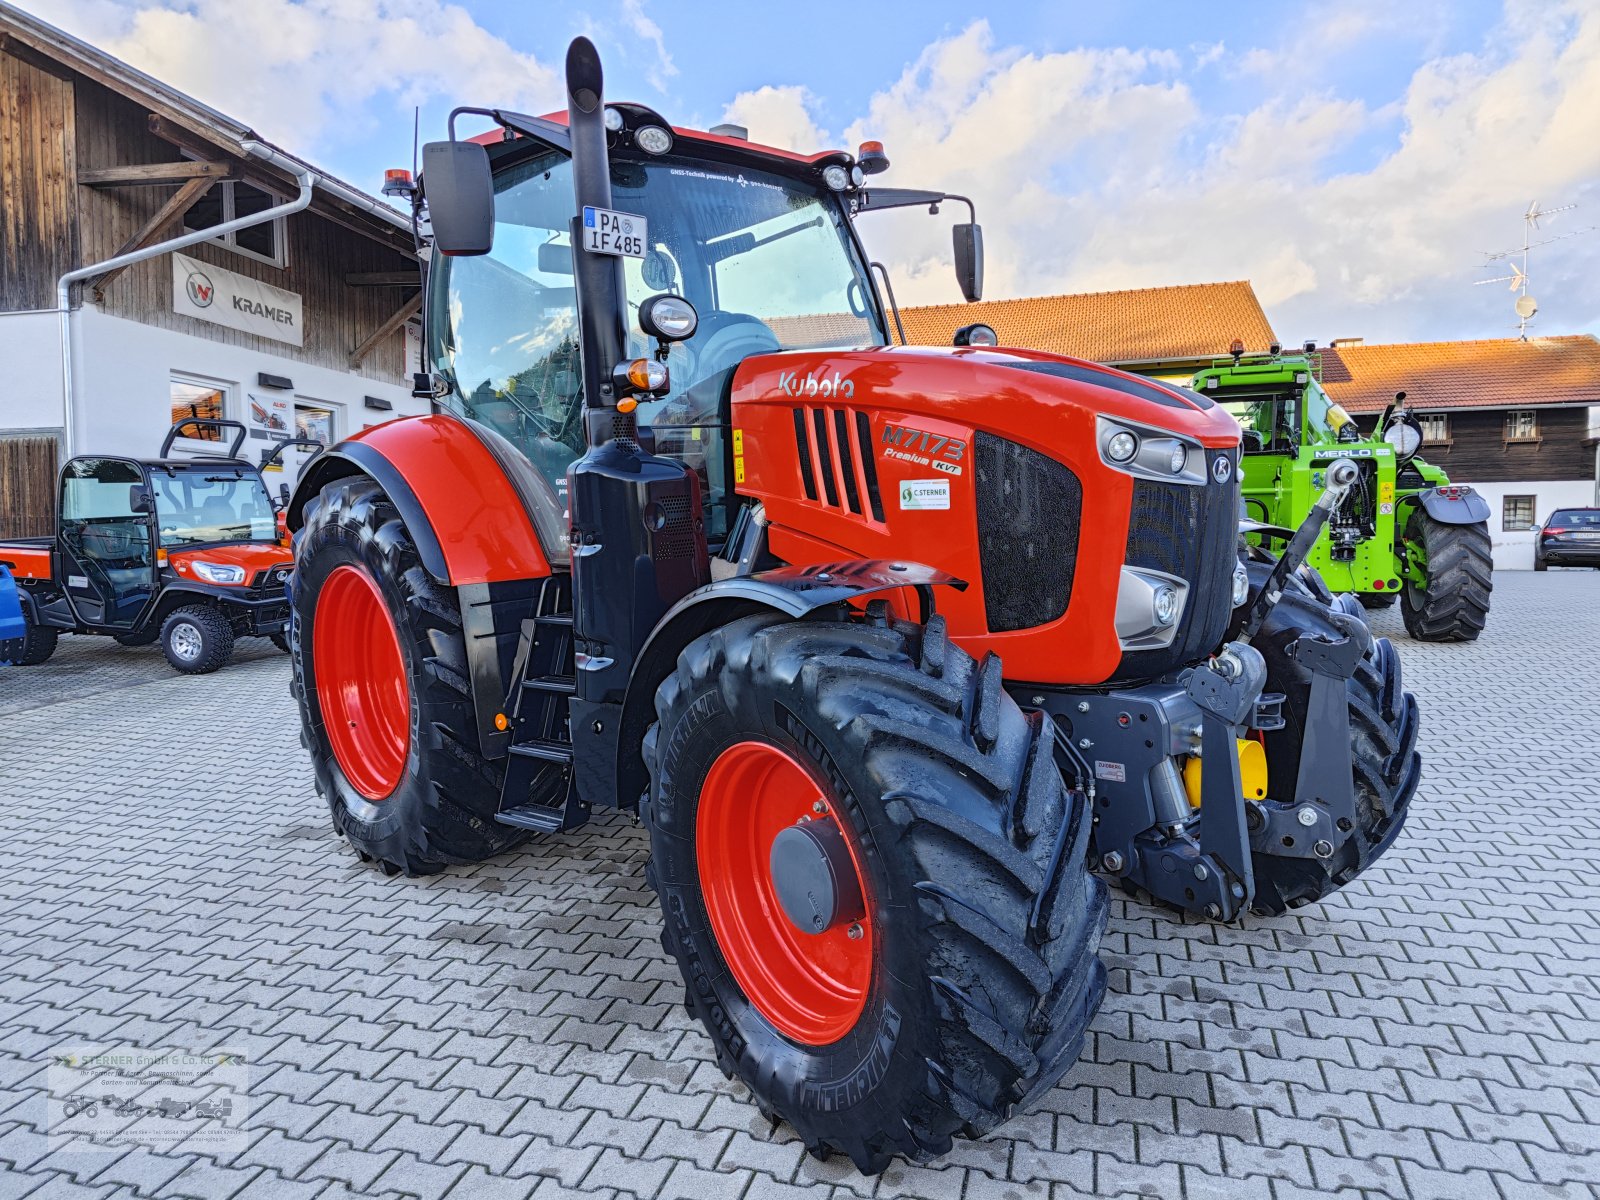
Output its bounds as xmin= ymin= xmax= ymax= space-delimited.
xmin=1475 ymin=201 xmax=1594 ymax=339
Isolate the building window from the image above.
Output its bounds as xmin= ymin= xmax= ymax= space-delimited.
xmin=1503 ymin=495 xmax=1536 ymax=532
xmin=1418 ymin=413 xmax=1450 ymax=443
xmin=170 ymin=374 xmax=232 ymax=442
xmin=1504 ymin=410 xmax=1539 ymax=442
xmin=184 ymin=179 xmax=287 ymax=268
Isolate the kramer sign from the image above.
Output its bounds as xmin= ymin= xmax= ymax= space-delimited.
xmin=172 ymin=253 xmax=303 ymax=347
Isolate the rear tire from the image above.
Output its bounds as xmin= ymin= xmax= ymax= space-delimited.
xmin=644 ymin=612 xmax=1107 ymax=1173
xmin=269 ymin=631 xmax=290 ymax=653
xmin=160 ymin=605 xmax=234 ymax=674
xmin=1248 ymin=580 xmax=1420 ymax=914
xmin=1401 ymin=511 xmax=1492 ymax=641
xmin=1533 ymin=555 xmax=1547 ymax=572
xmin=291 ymin=476 xmax=528 ymax=876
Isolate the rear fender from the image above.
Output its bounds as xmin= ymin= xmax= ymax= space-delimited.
xmin=613 ymin=561 xmax=965 ymax=811
xmin=287 ymin=414 xmax=554 ymax=586
xmin=1410 ymin=486 xmax=1491 ymax=526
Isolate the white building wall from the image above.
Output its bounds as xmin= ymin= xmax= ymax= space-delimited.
xmin=2 ymin=310 xmax=67 ymax=435
xmin=40 ymin=306 xmax=429 ymax=489
xmin=1469 ymin=478 xmax=1600 ymax=570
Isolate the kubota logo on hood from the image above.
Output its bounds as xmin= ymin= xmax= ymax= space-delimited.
xmin=771 ymin=370 xmax=855 ymax=399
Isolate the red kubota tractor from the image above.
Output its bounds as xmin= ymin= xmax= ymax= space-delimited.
xmin=286 ymin=39 xmax=1420 ymax=1171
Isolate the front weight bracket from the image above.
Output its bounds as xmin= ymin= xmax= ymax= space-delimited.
xmin=1183 ymin=641 xmax=1267 ymax=919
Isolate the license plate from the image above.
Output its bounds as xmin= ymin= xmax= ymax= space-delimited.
xmin=582 ymin=206 xmax=646 ymax=258
xmin=1573 ymin=531 xmax=1600 ymax=540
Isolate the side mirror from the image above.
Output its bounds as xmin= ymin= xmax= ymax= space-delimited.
xmin=422 ymin=140 xmax=495 ymax=256
xmin=278 ymin=483 xmax=291 ymax=508
xmin=953 ymin=223 xmax=984 ymax=303
xmin=129 ymin=485 xmax=154 ymax=515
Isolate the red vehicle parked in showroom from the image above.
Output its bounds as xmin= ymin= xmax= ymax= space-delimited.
xmin=0 ymin=419 xmax=314 ymax=673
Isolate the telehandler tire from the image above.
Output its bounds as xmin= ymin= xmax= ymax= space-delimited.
xmin=644 ymin=611 xmax=1107 ymax=1173
xmin=291 ymin=476 xmax=528 ymax=876
xmin=1400 ymin=510 xmax=1492 ymax=642
xmin=1247 ymin=577 xmax=1420 ymax=914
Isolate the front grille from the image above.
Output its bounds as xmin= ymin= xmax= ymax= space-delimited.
xmin=791 ymin=406 xmax=885 ymax=524
xmin=250 ymin=565 xmax=292 ymax=595
xmin=975 ymin=433 xmax=1082 ymax=632
xmin=1119 ymin=448 xmax=1239 ymax=680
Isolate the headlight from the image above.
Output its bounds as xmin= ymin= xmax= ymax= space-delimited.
xmin=822 ymin=164 xmax=850 ymax=191
xmin=1107 ymin=431 xmax=1138 ymax=462
xmin=1383 ymin=421 xmax=1422 ymax=461
xmin=192 ymin=561 xmax=246 ymax=585
xmin=1168 ymin=444 xmax=1187 ymax=474
xmin=1153 ymin=585 xmax=1179 ymax=626
xmin=1232 ymin=561 xmax=1250 ymax=607
xmin=635 ymin=124 xmax=673 ymax=155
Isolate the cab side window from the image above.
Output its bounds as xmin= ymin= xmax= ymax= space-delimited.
xmin=60 ymin=459 xmax=151 ymax=566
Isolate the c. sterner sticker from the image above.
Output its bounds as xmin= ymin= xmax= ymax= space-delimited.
xmin=899 ymin=480 xmax=951 ymax=511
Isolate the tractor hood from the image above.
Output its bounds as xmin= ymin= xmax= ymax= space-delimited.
xmin=727 ymin=344 xmax=1241 ymax=455
xmin=725 ymin=343 xmax=1244 ymax=687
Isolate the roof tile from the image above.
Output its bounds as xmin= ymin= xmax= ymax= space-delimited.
xmin=1318 ymin=336 xmax=1600 ymax=413
xmin=900 ymin=280 xmax=1278 ymax=364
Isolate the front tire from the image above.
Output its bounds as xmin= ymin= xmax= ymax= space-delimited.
xmin=160 ymin=605 xmax=234 ymax=674
xmin=1401 ymin=511 xmax=1492 ymax=641
xmin=291 ymin=476 xmax=527 ymax=875
xmin=644 ymin=612 xmax=1107 ymax=1173
xmin=1247 ymin=580 xmax=1420 ymax=914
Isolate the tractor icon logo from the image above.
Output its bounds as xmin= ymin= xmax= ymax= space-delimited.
xmin=1212 ymin=456 xmax=1232 ymax=483
xmin=185 ymin=270 xmax=215 ymax=308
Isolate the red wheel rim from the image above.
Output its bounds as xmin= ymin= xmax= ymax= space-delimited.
xmin=314 ymin=564 xmax=410 ymax=801
xmin=696 ymin=741 xmax=873 ymax=1045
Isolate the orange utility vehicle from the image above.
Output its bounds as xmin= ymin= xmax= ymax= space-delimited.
xmin=0 ymin=419 xmax=311 ymax=673
xmin=285 ymin=39 xmax=1418 ymax=1171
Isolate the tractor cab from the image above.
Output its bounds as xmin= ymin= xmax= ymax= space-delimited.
xmin=424 ymin=107 xmax=977 ymax=551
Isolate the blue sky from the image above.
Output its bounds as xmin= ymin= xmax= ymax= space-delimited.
xmin=21 ymin=0 xmax=1600 ymax=343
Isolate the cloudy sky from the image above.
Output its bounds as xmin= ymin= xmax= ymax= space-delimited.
xmin=19 ymin=0 xmax=1600 ymax=345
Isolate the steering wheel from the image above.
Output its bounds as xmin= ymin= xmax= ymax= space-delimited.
xmin=691 ymin=312 xmax=781 ymax=382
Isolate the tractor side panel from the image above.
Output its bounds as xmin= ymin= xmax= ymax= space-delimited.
xmin=303 ymin=415 xmax=551 ymax=587
xmin=731 ymin=347 xmax=1239 ymax=686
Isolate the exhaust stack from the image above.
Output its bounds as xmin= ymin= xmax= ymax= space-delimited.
xmin=565 ymin=35 xmax=629 ymax=440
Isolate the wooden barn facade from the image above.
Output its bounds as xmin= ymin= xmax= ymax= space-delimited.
xmin=0 ymin=3 xmax=425 ymax=536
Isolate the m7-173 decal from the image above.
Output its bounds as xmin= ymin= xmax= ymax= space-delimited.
xmin=880 ymin=423 xmax=965 ymax=476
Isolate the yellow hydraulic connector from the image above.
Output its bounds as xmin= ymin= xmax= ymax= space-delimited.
xmin=1182 ymin=738 xmax=1269 ymax=808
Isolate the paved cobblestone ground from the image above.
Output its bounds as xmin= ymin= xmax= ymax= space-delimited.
xmin=1 ymin=571 xmax=1596 ymax=1199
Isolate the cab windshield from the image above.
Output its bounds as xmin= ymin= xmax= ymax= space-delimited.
xmin=152 ymin=466 xmax=277 ymax=548
xmin=428 ymin=148 xmax=886 ymax=536
xmin=1221 ymin=389 xmax=1301 ymax=454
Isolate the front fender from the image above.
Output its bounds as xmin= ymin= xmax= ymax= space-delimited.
xmin=287 ymin=414 xmax=552 ymax=587
xmin=1413 ymin=486 xmax=1491 ymax=526
xmin=612 ymin=561 xmax=966 ymax=810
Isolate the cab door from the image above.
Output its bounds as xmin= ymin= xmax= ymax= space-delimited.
xmin=57 ymin=458 xmax=158 ymax=629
